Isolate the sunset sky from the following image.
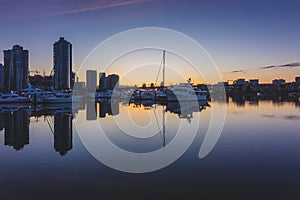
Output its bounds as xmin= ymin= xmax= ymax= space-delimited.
xmin=0 ymin=0 xmax=299 ymax=84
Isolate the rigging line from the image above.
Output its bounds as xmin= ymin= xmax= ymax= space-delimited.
xmin=45 ymin=116 xmax=54 ymax=135
xmin=154 ymin=54 xmax=164 ymax=86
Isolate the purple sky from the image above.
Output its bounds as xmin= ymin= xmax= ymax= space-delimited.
xmin=0 ymin=0 xmax=299 ymax=83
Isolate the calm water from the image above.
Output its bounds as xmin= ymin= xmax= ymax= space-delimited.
xmin=0 ymin=99 xmax=299 ymax=199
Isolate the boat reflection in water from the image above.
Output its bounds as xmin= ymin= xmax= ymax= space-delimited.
xmin=165 ymin=101 xmax=209 ymax=123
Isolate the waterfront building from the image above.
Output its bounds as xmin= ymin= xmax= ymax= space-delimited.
xmin=272 ymin=79 xmax=286 ymax=85
xmin=107 ymin=74 xmax=119 ymax=90
xmin=53 ymin=37 xmax=72 ymax=90
xmin=296 ymin=76 xmax=300 ymax=84
xmin=71 ymin=71 xmax=76 ymax=89
xmin=29 ymin=75 xmax=53 ymax=89
xmin=249 ymin=79 xmax=259 ymax=85
xmin=233 ymin=78 xmax=247 ymax=85
xmin=3 ymin=45 xmax=29 ymax=93
xmin=214 ymin=82 xmax=229 ymax=87
xmin=73 ymin=81 xmax=85 ymax=93
xmin=86 ymin=70 xmax=97 ymax=92
xmin=98 ymin=73 xmax=119 ymax=91
xmin=99 ymin=72 xmax=107 ymax=91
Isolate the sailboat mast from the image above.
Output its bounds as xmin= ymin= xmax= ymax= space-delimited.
xmin=163 ymin=50 xmax=165 ymax=87
xmin=163 ymin=105 xmax=166 ymax=147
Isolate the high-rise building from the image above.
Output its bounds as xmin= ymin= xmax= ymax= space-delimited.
xmin=99 ymin=72 xmax=106 ymax=91
xmin=107 ymin=74 xmax=119 ymax=90
xmin=3 ymin=45 xmax=29 ymax=93
xmin=296 ymin=76 xmax=300 ymax=84
xmin=86 ymin=70 xmax=97 ymax=92
xmin=0 ymin=64 xmax=4 ymax=91
xmin=53 ymin=37 xmax=72 ymax=90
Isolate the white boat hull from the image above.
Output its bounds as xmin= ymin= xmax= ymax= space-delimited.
xmin=166 ymin=93 xmax=206 ymax=101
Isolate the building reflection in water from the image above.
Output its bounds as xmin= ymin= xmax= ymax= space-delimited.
xmin=99 ymin=99 xmax=120 ymax=118
xmin=86 ymin=100 xmax=97 ymax=121
xmin=54 ymin=111 xmax=73 ymax=156
xmin=231 ymin=95 xmax=246 ymax=107
xmin=0 ymin=113 xmax=4 ymax=133
xmin=0 ymin=104 xmax=85 ymax=154
xmin=3 ymin=109 xmax=30 ymax=151
xmin=0 ymin=97 xmax=298 ymax=153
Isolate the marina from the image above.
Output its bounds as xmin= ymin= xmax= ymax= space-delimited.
xmin=1 ymin=0 xmax=300 ymax=199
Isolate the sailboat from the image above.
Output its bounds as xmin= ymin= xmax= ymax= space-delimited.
xmin=156 ymin=50 xmax=207 ymax=102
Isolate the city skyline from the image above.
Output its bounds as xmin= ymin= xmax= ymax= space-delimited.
xmin=0 ymin=0 xmax=299 ymax=84
xmin=0 ymin=42 xmax=299 ymax=86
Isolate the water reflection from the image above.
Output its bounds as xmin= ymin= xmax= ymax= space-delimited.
xmin=229 ymin=94 xmax=300 ymax=108
xmin=0 ymin=97 xmax=298 ymax=154
xmin=3 ymin=109 xmax=29 ymax=151
xmin=54 ymin=112 xmax=73 ymax=155
xmin=86 ymin=100 xmax=97 ymax=120
xmin=99 ymin=99 xmax=119 ymax=118
xmin=1 ymin=98 xmax=299 ymax=199
xmin=0 ymin=104 xmax=83 ymax=154
xmin=166 ymin=101 xmax=208 ymax=123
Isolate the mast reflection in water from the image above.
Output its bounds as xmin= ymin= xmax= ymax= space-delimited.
xmin=0 ymin=98 xmax=300 ymax=199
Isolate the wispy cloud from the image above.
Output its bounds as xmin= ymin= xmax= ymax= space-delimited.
xmin=226 ymin=69 xmax=248 ymax=74
xmin=261 ymin=62 xmax=300 ymax=69
xmin=227 ymin=62 xmax=300 ymax=73
xmin=261 ymin=65 xmax=276 ymax=69
xmin=281 ymin=62 xmax=300 ymax=67
xmin=49 ymin=0 xmax=150 ymax=16
xmin=231 ymin=69 xmax=245 ymax=73
xmin=0 ymin=0 xmax=151 ymax=20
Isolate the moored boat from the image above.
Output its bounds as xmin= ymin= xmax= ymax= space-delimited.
xmin=41 ymin=92 xmax=83 ymax=103
xmin=134 ymin=90 xmax=156 ymax=101
xmin=0 ymin=93 xmax=31 ymax=103
xmin=166 ymin=81 xmax=207 ymax=102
